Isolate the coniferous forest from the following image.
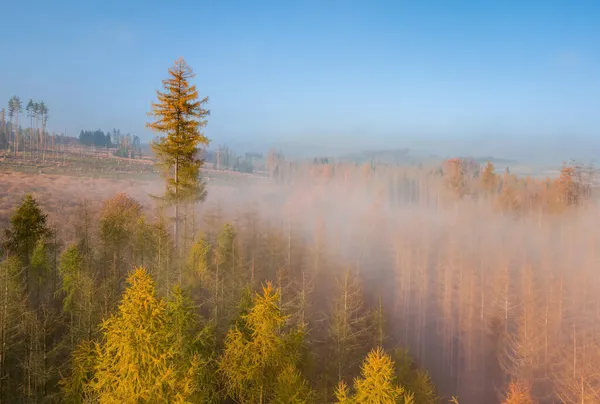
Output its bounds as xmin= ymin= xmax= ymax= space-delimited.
xmin=1 ymin=58 xmax=599 ymax=404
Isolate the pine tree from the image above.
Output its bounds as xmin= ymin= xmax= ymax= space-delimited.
xmin=147 ymin=57 xmax=210 ymax=251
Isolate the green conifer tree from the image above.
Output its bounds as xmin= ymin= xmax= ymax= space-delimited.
xmin=3 ymin=194 xmax=53 ymax=267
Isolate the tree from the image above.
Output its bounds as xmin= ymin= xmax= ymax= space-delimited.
xmin=273 ymin=365 xmax=315 ymax=404
xmin=99 ymin=193 xmax=142 ymax=285
xmin=8 ymin=96 xmax=22 ymax=156
xmin=480 ymin=161 xmax=498 ymax=196
xmin=334 ymin=347 xmax=413 ymax=404
xmin=13 ymin=96 xmax=22 ymax=157
xmin=33 ymin=102 xmax=40 ymax=158
xmin=67 ymin=267 xmax=214 ymax=403
xmin=147 ymin=57 xmax=211 ymax=251
xmin=26 ymin=99 xmax=34 ymax=157
xmin=57 ymin=244 xmax=96 ymax=348
xmin=328 ymin=269 xmax=370 ymax=384
xmin=0 ymin=257 xmax=27 ymax=402
xmin=219 ymin=282 xmax=307 ymax=403
xmin=38 ymin=101 xmax=48 ymax=161
xmin=502 ymin=380 xmax=535 ymax=404
xmin=443 ymin=158 xmax=467 ymax=199
xmin=554 ymin=164 xmax=579 ymax=210
xmin=0 ymin=108 xmax=5 ymax=148
xmin=3 ymin=194 xmax=53 ymax=268
xmin=392 ymin=348 xmax=439 ymax=404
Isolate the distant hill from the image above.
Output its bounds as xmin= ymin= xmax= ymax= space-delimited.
xmin=334 ymin=148 xmax=517 ymax=167
xmin=457 ymin=156 xmax=518 ymax=165
xmin=336 ymin=148 xmax=412 ymax=164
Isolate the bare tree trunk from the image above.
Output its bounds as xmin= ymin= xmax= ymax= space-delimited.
xmin=14 ymin=113 xmax=19 ymax=158
xmin=0 ymin=265 xmax=8 ymax=404
xmin=174 ymin=158 xmax=179 ymax=256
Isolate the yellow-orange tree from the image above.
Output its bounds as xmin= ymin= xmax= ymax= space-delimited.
xmin=147 ymin=57 xmax=210 ymax=252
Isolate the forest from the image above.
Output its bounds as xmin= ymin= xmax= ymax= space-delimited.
xmin=1 ymin=58 xmax=599 ymax=404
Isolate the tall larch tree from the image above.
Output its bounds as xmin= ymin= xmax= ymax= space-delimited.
xmin=147 ymin=57 xmax=210 ymax=252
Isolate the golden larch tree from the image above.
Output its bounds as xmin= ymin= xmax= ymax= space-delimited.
xmin=147 ymin=57 xmax=210 ymax=250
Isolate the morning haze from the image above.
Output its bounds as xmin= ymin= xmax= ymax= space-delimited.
xmin=0 ymin=1 xmax=599 ymax=403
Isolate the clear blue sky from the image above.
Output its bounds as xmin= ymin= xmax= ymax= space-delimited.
xmin=1 ymin=0 xmax=599 ymax=157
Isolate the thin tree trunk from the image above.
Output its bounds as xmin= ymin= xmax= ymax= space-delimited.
xmin=174 ymin=158 xmax=179 ymax=256
xmin=14 ymin=113 xmax=18 ymax=158
xmin=0 ymin=265 xmax=8 ymax=404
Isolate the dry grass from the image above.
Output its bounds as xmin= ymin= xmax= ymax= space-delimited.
xmin=0 ymin=171 xmax=161 ymax=231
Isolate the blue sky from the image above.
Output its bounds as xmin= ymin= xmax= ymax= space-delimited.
xmin=1 ymin=0 xmax=599 ymax=158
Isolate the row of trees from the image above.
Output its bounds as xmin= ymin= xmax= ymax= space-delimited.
xmin=1 ymin=97 xmax=50 ymax=160
xmin=78 ymin=129 xmax=142 ymax=158
xmin=264 ymin=151 xmax=596 ymax=216
xmin=212 ymin=144 xmax=259 ymax=173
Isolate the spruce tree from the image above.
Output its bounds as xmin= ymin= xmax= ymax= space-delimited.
xmin=3 ymin=194 xmax=53 ymax=268
xmin=147 ymin=57 xmax=210 ymax=251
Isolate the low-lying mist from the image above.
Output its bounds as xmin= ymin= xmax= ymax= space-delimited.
xmin=2 ymin=159 xmax=598 ymax=403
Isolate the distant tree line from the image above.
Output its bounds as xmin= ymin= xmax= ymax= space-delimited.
xmin=212 ymin=144 xmax=260 ymax=174
xmin=78 ymin=128 xmax=142 ymax=158
xmin=78 ymin=129 xmax=112 ymax=147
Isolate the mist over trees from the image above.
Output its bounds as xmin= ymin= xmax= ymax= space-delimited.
xmin=0 ymin=57 xmax=599 ymax=404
